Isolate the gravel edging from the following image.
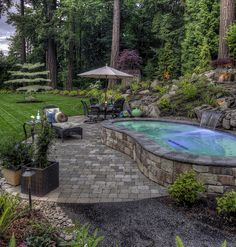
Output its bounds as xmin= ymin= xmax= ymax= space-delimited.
xmin=60 ymin=197 xmax=236 ymax=247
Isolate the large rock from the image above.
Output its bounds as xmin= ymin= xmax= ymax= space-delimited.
xmin=194 ymin=105 xmax=213 ymax=120
xmin=139 ymin=89 xmax=150 ymax=95
xmin=143 ymin=103 xmax=160 ymax=118
xmin=222 ymin=118 xmax=231 ymax=129
xmin=151 ymin=80 xmax=161 ymax=88
xmin=170 ymin=85 xmax=178 ymax=92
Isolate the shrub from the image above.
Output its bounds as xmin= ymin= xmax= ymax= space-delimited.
xmin=153 ymin=85 xmax=169 ymax=96
xmin=130 ymin=82 xmax=141 ymax=93
xmin=86 ymin=88 xmax=101 ymax=99
xmin=168 ymin=171 xmax=205 ymax=205
xmin=179 ymin=81 xmax=197 ymax=100
xmin=216 ymin=191 xmax=236 ymax=216
xmin=117 ymin=49 xmax=142 ymax=70
xmin=69 ymin=90 xmax=78 ymax=96
xmin=26 ymin=223 xmax=59 ymax=247
xmin=159 ymin=97 xmax=170 ymax=109
xmin=65 ymin=224 xmax=104 ymax=247
xmin=0 ymin=140 xmax=32 ymax=171
xmin=141 ymin=81 xmax=151 ymax=90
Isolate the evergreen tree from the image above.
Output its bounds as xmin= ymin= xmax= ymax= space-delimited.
xmin=181 ymin=0 xmax=219 ymax=74
xmin=4 ymin=63 xmax=50 ymax=87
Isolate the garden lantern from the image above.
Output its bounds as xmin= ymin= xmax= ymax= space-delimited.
xmin=22 ymin=168 xmax=35 ymax=210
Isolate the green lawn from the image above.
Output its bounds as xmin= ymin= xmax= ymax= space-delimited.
xmin=0 ymin=94 xmax=85 ymax=142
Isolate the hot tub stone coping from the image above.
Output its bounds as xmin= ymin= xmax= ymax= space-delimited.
xmin=102 ymin=118 xmax=236 ymax=168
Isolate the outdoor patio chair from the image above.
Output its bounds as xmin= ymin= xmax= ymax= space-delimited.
xmin=112 ymin=98 xmax=125 ymax=118
xmin=42 ymin=105 xmax=83 ymax=142
xmin=81 ymin=100 xmax=100 ymax=123
xmin=89 ymin=97 xmax=99 ymax=106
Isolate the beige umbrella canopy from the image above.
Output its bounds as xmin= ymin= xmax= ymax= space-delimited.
xmin=78 ymin=65 xmax=133 ymax=101
xmin=78 ymin=64 xmax=133 ymax=80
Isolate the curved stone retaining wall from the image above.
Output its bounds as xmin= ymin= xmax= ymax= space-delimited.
xmin=101 ymin=119 xmax=236 ymax=194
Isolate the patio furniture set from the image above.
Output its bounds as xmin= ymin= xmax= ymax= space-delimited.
xmin=81 ymin=98 xmax=125 ymax=123
xmin=23 ymin=97 xmax=125 ymax=142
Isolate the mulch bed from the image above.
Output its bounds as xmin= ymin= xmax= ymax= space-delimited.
xmin=159 ymin=196 xmax=236 ymax=235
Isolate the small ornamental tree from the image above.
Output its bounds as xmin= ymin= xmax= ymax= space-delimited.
xmin=117 ymin=49 xmax=142 ymax=70
xmin=4 ymin=63 xmax=50 ymax=88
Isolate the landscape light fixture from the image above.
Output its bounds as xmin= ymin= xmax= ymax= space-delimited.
xmin=22 ymin=168 xmax=35 ymax=210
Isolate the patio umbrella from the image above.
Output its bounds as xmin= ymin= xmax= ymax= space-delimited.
xmin=78 ymin=64 xmax=133 ymax=101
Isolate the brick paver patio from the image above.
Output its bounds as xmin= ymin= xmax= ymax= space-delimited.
xmin=3 ymin=117 xmax=166 ymax=203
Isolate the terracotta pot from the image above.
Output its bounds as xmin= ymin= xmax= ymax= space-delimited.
xmin=21 ymin=161 xmax=59 ymax=197
xmin=2 ymin=168 xmax=21 ymax=186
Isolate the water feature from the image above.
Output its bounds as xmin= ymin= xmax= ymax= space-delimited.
xmin=114 ymin=120 xmax=236 ymax=157
xmin=200 ymin=110 xmax=222 ymax=129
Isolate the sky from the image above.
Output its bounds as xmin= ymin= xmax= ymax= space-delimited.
xmin=0 ymin=9 xmax=16 ymax=54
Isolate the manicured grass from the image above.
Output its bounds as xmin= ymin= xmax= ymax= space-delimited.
xmin=0 ymin=93 xmax=85 ymax=143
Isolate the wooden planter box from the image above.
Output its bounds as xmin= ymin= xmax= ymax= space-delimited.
xmin=21 ymin=161 xmax=59 ymax=197
xmin=2 ymin=168 xmax=21 ymax=186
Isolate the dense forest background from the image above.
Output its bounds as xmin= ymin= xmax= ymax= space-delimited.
xmin=0 ymin=0 xmax=235 ymax=89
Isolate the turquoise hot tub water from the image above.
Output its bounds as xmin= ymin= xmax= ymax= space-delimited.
xmin=114 ymin=121 xmax=236 ymax=157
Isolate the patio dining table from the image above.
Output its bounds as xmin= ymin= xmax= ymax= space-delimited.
xmin=91 ymin=103 xmax=114 ymax=120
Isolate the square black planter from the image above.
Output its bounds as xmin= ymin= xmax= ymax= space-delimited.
xmin=21 ymin=161 xmax=59 ymax=197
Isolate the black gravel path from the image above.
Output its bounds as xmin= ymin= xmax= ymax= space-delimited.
xmin=60 ymin=198 xmax=236 ymax=247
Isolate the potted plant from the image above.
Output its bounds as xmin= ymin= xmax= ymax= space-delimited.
xmin=21 ymin=120 xmax=59 ymax=196
xmin=0 ymin=141 xmax=32 ymax=186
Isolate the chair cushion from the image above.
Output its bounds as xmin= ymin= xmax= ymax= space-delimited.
xmin=55 ymin=112 xmax=68 ymax=123
xmin=52 ymin=122 xmax=81 ymax=129
xmin=45 ymin=108 xmax=60 ymax=123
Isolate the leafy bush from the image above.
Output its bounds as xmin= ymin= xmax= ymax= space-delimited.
xmin=141 ymin=81 xmax=151 ymax=89
xmin=0 ymin=193 xmax=20 ymax=238
xmin=26 ymin=223 xmax=59 ymax=247
xmin=168 ymin=171 xmax=205 ymax=205
xmin=130 ymin=82 xmax=141 ymax=93
xmin=86 ymin=88 xmax=101 ymax=99
xmin=159 ymin=97 xmax=170 ymax=109
xmin=118 ymin=49 xmax=142 ymax=70
xmin=69 ymin=90 xmax=79 ymax=96
xmin=153 ymin=85 xmax=169 ymax=96
xmin=180 ymin=81 xmax=197 ymax=100
xmin=60 ymin=90 xmax=70 ymax=95
xmin=216 ymin=191 xmax=236 ymax=216
xmin=0 ymin=141 xmax=32 ymax=171
xmin=65 ymin=224 xmax=104 ymax=247
xmin=33 ymin=120 xmax=55 ymax=168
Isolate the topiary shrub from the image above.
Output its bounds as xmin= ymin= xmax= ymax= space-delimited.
xmin=168 ymin=171 xmax=205 ymax=205
xmin=216 ymin=191 xmax=236 ymax=219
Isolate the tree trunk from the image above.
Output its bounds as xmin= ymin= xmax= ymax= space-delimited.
xmin=20 ymin=0 xmax=26 ymax=63
xmin=218 ymin=0 xmax=235 ymax=59
xmin=47 ymin=38 xmax=57 ymax=88
xmin=109 ymin=0 xmax=120 ymax=88
xmin=47 ymin=0 xmax=57 ymax=88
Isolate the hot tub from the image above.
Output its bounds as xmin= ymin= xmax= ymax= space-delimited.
xmin=102 ymin=119 xmax=236 ymax=194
